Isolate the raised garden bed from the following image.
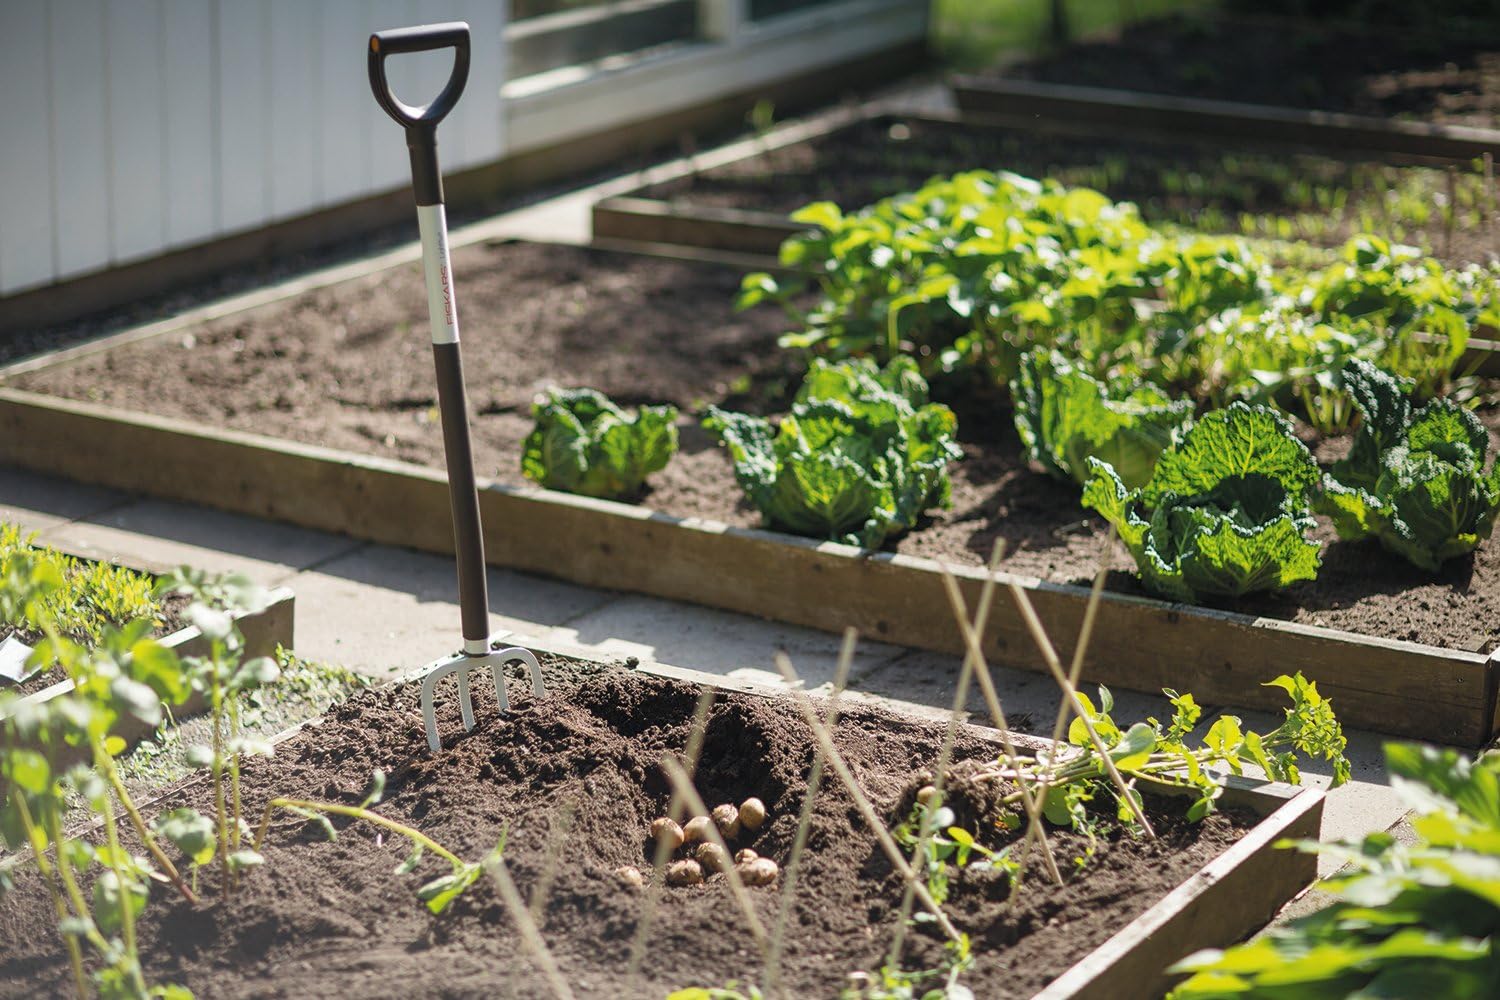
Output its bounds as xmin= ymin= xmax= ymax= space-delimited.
xmin=0 ymin=646 xmax=1324 ymax=998
xmin=959 ymin=10 xmax=1500 ymax=136
xmin=0 ymin=535 xmax=295 ymax=750
xmin=2 ymin=238 xmax=1497 ymax=743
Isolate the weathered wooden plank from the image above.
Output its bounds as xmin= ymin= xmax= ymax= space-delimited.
xmin=951 ymin=77 xmax=1500 ymax=163
xmin=593 ymin=196 xmax=801 ymax=255
xmin=1 ymin=387 xmax=1489 ymax=744
xmin=1038 ymin=782 xmax=1323 ymax=1000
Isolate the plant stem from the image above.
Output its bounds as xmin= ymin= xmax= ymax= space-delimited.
xmin=100 ymin=798 xmax=149 ymax=998
xmin=211 ymin=664 xmax=229 ymax=896
xmin=17 ymin=797 xmax=88 ymax=1000
xmin=252 ymin=799 xmax=464 ymax=867
xmin=96 ymin=744 xmax=198 ymax=905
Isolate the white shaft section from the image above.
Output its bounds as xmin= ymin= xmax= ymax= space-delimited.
xmin=417 ymin=203 xmax=460 ymax=345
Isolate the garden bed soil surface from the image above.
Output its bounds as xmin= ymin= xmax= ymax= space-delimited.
xmin=0 ymin=591 xmax=191 ymax=698
xmin=12 ymin=239 xmax=1500 ymax=655
xmin=991 ymin=12 xmax=1500 ymax=131
xmin=633 ymin=116 xmax=1498 ymax=265
xmin=0 ymin=658 xmax=1251 ymax=999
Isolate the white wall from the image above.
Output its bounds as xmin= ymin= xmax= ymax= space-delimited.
xmin=0 ymin=0 xmax=507 ymax=296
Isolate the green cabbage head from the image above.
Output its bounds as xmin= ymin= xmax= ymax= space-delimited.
xmin=1083 ymin=402 xmax=1322 ymax=602
xmin=521 ymin=388 xmax=678 ymax=501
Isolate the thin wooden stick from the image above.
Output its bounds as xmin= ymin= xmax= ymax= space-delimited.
xmin=660 ymin=758 xmax=770 ymax=951
xmin=1004 ymin=580 xmax=1156 ymax=837
xmin=765 ymin=628 xmax=857 ymax=996
xmin=889 ymin=541 xmax=1028 ymax=967
xmin=1049 ymin=527 xmax=1116 ymax=747
xmin=938 ymin=569 xmax=1064 ymax=884
xmin=482 ymin=853 xmax=577 ymax=1000
xmin=627 ymin=687 xmax=717 ymax=984
xmin=773 ymin=651 xmax=962 ymax=943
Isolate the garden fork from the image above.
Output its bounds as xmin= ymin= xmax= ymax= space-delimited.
xmin=369 ymin=22 xmax=546 ymax=751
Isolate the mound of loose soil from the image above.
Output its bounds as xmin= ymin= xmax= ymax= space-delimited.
xmin=12 ymin=239 xmax=1500 ymax=653
xmin=0 ymin=658 xmax=1250 ymax=998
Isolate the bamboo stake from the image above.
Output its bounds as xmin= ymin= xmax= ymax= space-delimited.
xmin=773 ymin=651 xmax=962 ymax=943
xmin=1048 ymin=528 xmax=1116 ymax=747
xmin=937 ymin=568 xmax=1064 ymax=884
xmin=1004 ymin=580 xmax=1156 ymax=837
xmin=626 ymin=687 xmax=717 ymax=984
xmin=482 ymin=853 xmax=578 ymax=1000
xmin=765 ymin=628 xmax=857 ymax=997
xmin=660 ymin=757 xmax=770 ymax=951
xmin=527 ymin=796 xmax=579 ymax=924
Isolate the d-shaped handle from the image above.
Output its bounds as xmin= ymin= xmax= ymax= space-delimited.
xmin=368 ymin=22 xmax=471 ymax=132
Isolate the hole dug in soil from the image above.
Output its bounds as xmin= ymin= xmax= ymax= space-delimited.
xmin=0 ymin=658 xmax=1250 ymax=999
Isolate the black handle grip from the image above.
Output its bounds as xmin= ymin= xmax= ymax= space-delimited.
xmin=368 ymin=21 xmax=471 ymax=131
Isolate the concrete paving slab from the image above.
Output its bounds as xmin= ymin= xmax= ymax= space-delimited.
xmin=0 ymin=467 xmax=130 ymax=532
xmin=1219 ymin=705 xmax=1417 ymax=876
xmin=288 ymin=545 xmax=620 ymax=677
xmin=37 ymin=500 xmax=362 ymax=585
xmin=852 ymin=648 xmax=1183 ymax=739
xmin=544 ymin=594 xmax=906 ymax=690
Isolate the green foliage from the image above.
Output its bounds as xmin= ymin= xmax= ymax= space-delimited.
xmin=0 ymin=522 xmax=159 ymax=648
xmin=704 ymin=358 xmax=961 ymax=547
xmin=1317 ymin=359 xmax=1500 ymax=570
xmin=1009 ymin=673 xmax=1349 ymax=834
xmin=521 ymin=387 xmax=679 ymax=501
xmin=1170 ymin=742 xmax=1500 ymax=998
xmin=745 ymin=172 xmax=1498 ymax=431
xmin=1083 ymin=403 xmax=1323 ymax=601
xmin=1011 ymin=348 xmax=1193 ymax=490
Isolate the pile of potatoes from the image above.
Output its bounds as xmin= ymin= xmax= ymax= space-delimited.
xmin=616 ymin=797 xmax=778 ymax=890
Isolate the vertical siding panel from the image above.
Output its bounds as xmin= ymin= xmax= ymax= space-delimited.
xmin=215 ymin=0 xmax=269 ymax=233
xmin=0 ymin=2 xmax=56 ymax=293
xmin=267 ymin=0 xmax=319 ymax=218
xmin=49 ymin=0 xmax=111 ymax=280
xmin=318 ymin=2 xmax=369 ymax=206
xmin=458 ymin=0 xmax=506 ymax=168
xmin=106 ymin=0 xmax=166 ymax=264
xmin=162 ymin=0 xmax=217 ymax=247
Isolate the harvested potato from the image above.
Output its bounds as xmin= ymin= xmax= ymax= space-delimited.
xmin=711 ymin=803 xmax=741 ymax=840
xmin=737 ymin=857 xmax=779 ymax=886
xmin=683 ymin=815 xmax=714 ymax=844
xmin=695 ymin=841 xmax=731 ymax=873
xmin=738 ymin=797 xmax=767 ymax=831
xmin=666 ymin=859 xmax=704 ymax=886
xmin=614 ymin=865 xmax=645 ymax=889
xmin=649 ymin=817 xmax=685 ymax=852
xmin=734 ymin=848 xmax=758 ymax=865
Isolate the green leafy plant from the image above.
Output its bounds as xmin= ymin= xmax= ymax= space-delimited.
xmin=1083 ymin=403 xmax=1323 ymax=601
xmin=1011 ymin=348 xmax=1193 ymax=490
xmin=521 ymin=387 xmax=678 ymax=501
xmin=251 ymin=769 xmax=500 ymax=915
xmin=703 ymin=358 xmax=961 ymax=548
xmin=1170 ymin=742 xmax=1500 ymax=998
xmin=1318 ymin=359 xmax=1500 ymax=570
xmin=0 ymin=522 xmax=159 ymax=649
xmin=1 ymin=551 xmax=196 ymax=999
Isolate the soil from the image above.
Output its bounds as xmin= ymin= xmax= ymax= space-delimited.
xmin=12 ymin=238 xmax=1500 ymax=654
xmin=0 ymin=658 xmax=1253 ymax=999
xmin=0 ymin=592 xmax=192 ymax=697
xmin=637 ymin=116 xmax=1499 ymax=265
xmin=991 ymin=12 xmax=1500 ymax=131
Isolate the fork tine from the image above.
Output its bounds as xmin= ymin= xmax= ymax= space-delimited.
xmin=489 ymin=660 xmax=511 ymax=713
xmin=458 ymin=668 xmax=476 ymax=731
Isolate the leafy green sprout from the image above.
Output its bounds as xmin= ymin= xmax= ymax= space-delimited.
xmin=251 ymin=768 xmax=501 ymax=915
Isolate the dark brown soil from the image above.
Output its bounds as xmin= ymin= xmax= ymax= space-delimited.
xmin=638 ymin=116 xmax=1499 ymax=265
xmin=994 ymin=12 xmax=1500 ymax=131
xmin=12 ymin=239 xmax=1500 ymax=654
xmin=0 ymin=659 xmax=1252 ymax=998
xmin=0 ymin=592 xmax=192 ymax=697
